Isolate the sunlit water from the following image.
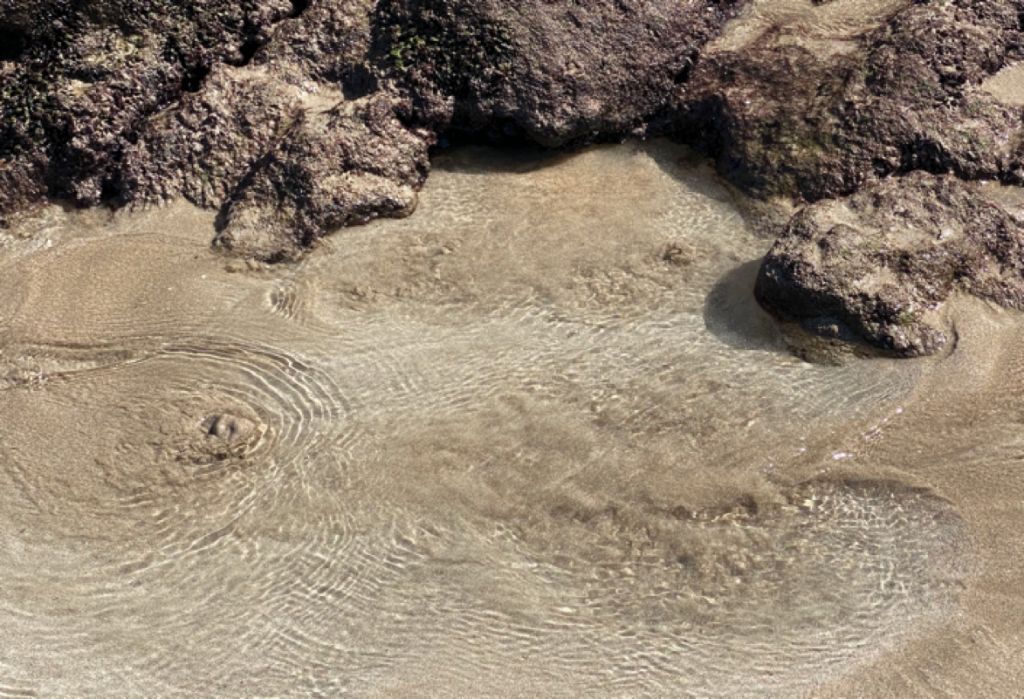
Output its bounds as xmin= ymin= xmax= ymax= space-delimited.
xmin=1 ymin=141 xmax=1021 ymax=696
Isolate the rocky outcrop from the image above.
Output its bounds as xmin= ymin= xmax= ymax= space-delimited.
xmin=756 ymin=173 xmax=1024 ymax=356
xmin=4 ymin=0 xmax=1024 ymax=351
xmin=0 ymin=0 xmax=300 ymax=211
xmin=0 ymin=0 xmax=742 ymax=258
xmin=667 ymin=0 xmax=1024 ymax=356
xmin=371 ymin=0 xmax=743 ymax=145
xmin=682 ymin=0 xmax=1024 ymax=201
xmin=215 ymin=92 xmax=431 ymax=261
xmin=118 ymin=67 xmax=305 ymax=209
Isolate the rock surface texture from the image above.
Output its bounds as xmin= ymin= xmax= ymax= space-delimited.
xmin=683 ymin=0 xmax=1024 ymax=201
xmin=0 ymin=0 xmax=742 ymax=259
xmin=756 ymin=173 xmax=1024 ymax=356
xmin=678 ymin=0 xmax=1024 ymax=354
xmin=2 ymin=0 xmax=1024 ymax=350
xmin=371 ymin=0 xmax=743 ymax=145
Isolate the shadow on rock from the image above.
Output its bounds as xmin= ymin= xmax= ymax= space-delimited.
xmin=429 ymin=141 xmax=574 ymax=175
xmin=646 ymin=140 xmax=740 ymax=205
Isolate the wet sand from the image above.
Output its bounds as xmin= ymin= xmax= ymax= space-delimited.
xmin=1 ymin=141 xmax=1023 ymax=696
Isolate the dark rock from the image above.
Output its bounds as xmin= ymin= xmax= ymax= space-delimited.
xmin=214 ymin=92 xmax=432 ymax=261
xmin=256 ymin=0 xmax=377 ymax=88
xmin=371 ymin=0 xmax=743 ymax=146
xmin=0 ymin=0 xmax=744 ymax=255
xmin=755 ymin=172 xmax=1024 ymax=356
xmin=0 ymin=0 xmax=297 ymax=212
xmin=1 ymin=0 xmax=742 ymax=258
xmin=119 ymin=66 xmax=305 ymax=208
xmin=681 ymin=0 xmax=1024 ymax=201
xmin=4 ymin=0 xmax=1023 ymax=323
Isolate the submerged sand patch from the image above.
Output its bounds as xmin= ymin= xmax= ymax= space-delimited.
xmin=0 ymin=141 xmax=1021 ymax=696
xmin=982 ymin=61 xmax=1024 ymax=106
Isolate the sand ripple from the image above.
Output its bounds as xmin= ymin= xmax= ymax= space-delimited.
xmin=0 ymin=142 xmax=983 ymax=696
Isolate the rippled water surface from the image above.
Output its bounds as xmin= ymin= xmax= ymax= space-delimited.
xmin=1 ymin=142 xmax=1022 ymax=697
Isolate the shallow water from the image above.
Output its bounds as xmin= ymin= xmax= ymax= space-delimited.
xmin=1 ymin=141 xmax=1022 ymax=697
xmin=982 ymin=61 xmax=1024 ymax=106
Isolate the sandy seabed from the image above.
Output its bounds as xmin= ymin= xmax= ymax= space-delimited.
xmin=1 ymin=141 xmax=1023 ymax=696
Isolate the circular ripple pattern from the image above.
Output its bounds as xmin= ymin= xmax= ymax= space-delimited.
xmin=0 ymin=142 xmax=975 ymax=696
xmin=0 ymin=332 xmax=360 ymax=538
xmin=0 ymin=332 xmax=419 ymax=695
xmin=266 ymin=275 xmax=320 ymax=324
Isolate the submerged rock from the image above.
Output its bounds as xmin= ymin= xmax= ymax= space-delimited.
xmin=756 ymin=173 xmax=1024 ymax=356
